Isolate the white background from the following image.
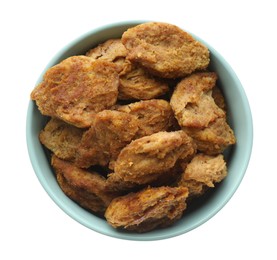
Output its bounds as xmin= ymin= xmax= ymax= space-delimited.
xmin=1 ymin=0 xmax=276 ymax=259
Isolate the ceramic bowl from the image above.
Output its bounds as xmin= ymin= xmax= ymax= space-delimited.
xmin=26 ymin=21 xmax=253 ymax=240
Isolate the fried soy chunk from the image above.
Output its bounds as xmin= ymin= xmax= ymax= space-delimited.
xmin=56 ymin=172 xmax=108 ymax=214
xmin=184 ymin=117 xmax=236 ymax=155
xmin=106 ymin=165 xmax=184 ymax=192
xmin=86 ymin=38 xmax=169 ymax=100
xmin=122 ymin=22 xmax=209 ymax=78
xmin=105 ymin=186 xmax=189 ymax=232
xmin=118 ymin=66 xmax=169 ymax=100
xmin=75 ymin=110 xmax=139 ymax=168
xmin=31 ymin=57 xmax=119 ymax=128
xmin=117 ymin=99 xmax=175 ymax=138
xmin=170 ymin=72 xmax=225 ymax=129
xmin=107 ymin=131 xmax=196 ymax=188
xmin=178 ymin=153 xmax=227 ymax=197
xmin=86 ymin=39 xmax=131 ymax=75
xmin=52 ymin=155 xmax=118 ymax=214
xmin=39 ymin=118 xmax=84 ymax=161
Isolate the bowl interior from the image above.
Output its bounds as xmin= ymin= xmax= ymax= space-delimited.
xmin=26 ymin=21 xmax=253 ymax=241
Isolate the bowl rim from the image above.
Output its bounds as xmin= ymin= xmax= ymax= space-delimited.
xmin=26 ymin=20 xmax=253 ymax=241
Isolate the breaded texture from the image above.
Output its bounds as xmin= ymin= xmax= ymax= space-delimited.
xmin=86 ymin=39 xmax=169 ymax=100
xmin=117 ymin=99 xmax=175 ymax=138
xmin=107 ymin=131 xmax=196 ymax=189
xmin=122 ymin=22 xmax=209 ymax=78
xmin=39 ymin=118 xmax=84 ymax=161
xmin=184 ymin=118 xmax=236 ymax=154
xmin=75 ymin=110 xmax=139 ymax=168
xmin=52 ymin=155 xmax=118 ymax=213
xmin=56 ymin=172 xmax=108 ymax=214
xmin=105 ymin=186 xmax=189 ymax=232
xmin=118 ymin=66 xmax=169 ymax=100
xmin=171 ymin=72 xmax=235 ymax=154
xmin=178 ymin=154 xmax=227 ymax=197
xmin=31 ymin=57 xmax=119 ymax=128
xmin=86 ymin=39 xmax=131 ymax=75
xmin=170 ymin=72 xmax=225 ymax=128
xmin=106 ymin=166 xmax=183 ymax=192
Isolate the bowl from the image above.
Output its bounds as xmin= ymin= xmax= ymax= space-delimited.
xmin=26 ymin=21 xmax=253 ymax=240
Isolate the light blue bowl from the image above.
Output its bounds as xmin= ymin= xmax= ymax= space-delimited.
xmin=26 ymin=21 xmax=253 ymax=240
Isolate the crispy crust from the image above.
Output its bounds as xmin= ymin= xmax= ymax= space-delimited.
xmin=52 ymin=155 xmax=119 ymax=213
xmin=122 ymin=22 xmax=209 ymax=78
xmin=86 ymin=39 xmax=169 ymax=100
xmin=108 ymin=131 xmax=196 ymax=188
xmin=86 ymin=39 xmax=131 ymax=75
xmin=117 ymin=99 xmax=175 ymax=138
xmin=105 ymin=186 xmax=189 ymax=232
xmin=56 ymin=171 xmax=108 ymax=213
xmin=39 ymin=118 xmax=84 ymax=161
xmin=184 ymin=118 xmax=236 ymax=154
xmin=178 ymin=153 xmax=227 ymax=197
xmin=170 ymin=72 xmax=225 ymax=128
xmin=31 ymin=57 xmax=119 ymax=128
xmin=118 ymin=66 xmax=169 ymax=100
xmin=75 ymin=110 xmax=139 ymax=168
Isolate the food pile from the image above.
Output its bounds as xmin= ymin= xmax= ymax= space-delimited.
xmin=31 ymin=22 xmax=236 ymax=232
